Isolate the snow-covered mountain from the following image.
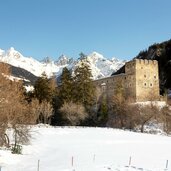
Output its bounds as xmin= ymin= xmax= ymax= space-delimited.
xmin=0 ymin=47 xmax=125 ymax=82
xmin=55 ymin=54 xmax=75 ymax=66
xmin=0 ymin=47 xmax=61 ymax=78
xmin=86 ymin=52 xmax=125 ymax=79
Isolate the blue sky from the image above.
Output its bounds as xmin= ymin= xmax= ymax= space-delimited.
xmin=0 ymin=0 xmax=171 ymax=61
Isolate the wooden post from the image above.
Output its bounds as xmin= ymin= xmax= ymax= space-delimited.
xmin=37 ymin=160 xmax=40 ymax=171
xmin=165 ymin=160 xmax=168 ymax=170
xmin=71 ymin=156 xmax=74 ymax=167
xmin=129 ymin=156 xmax=132 ymax=166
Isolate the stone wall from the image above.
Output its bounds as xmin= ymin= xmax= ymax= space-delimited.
xmin=93 ymin=59 xmax=160 ymax=102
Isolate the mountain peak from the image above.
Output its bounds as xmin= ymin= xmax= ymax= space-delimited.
xmin=7 ymin=47 xmax=17 ymax=54
xmin=89 ymin=52 xmax=104 ymax=58
xmin=9 ymin=47 xmax=15 ymax=51
xmin=7 ymin=47 xmax=23 ymax=59
xmin=55 ymin=54 xmax=73 ymax=66
xmin=58 ymin=54 xmax=69 ymax=60
xmin=41 ymin=57 xmax=52 ymax=64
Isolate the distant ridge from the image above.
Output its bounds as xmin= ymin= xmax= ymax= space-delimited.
xmin=0 ymin=48 xmax=125 ymax=84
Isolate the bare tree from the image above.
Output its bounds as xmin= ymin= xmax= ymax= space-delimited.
xmin=29 ymin=99 xmax=53 ymax=124
xmin=8 ymin=81 xmax=37 ymax=152
xmin=28 ymin=99 xmax=41 ymax=123
xmin=90 ymin=87 xmax=103 ymax=122
xmin=0 ymin=63 xmax=14 ymax=147
xmin=132 ymin=103 xmax=159 ymax=133
xmin=60 ymin=101 xmax=88 ymax=126
xmin=0 ymin=63 xmax=37 ymax=150
xmin=39 ymin=101 xmax=53 ymax=124
xmin=108 ymin=88 xmax=160 ymax=132
xmin=107 ymin=86 xmax=130 ymax=129
xmin=160 ymin=106 xmax=171 ymax=134
xmin=94 ymin=87 xmax=102 ymax=112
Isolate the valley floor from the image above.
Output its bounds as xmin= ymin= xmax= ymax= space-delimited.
xmin=0 ymin=126 xmax=171 ymax=171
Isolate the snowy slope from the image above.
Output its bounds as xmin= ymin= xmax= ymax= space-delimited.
xmin=0 ymin=47 xmax=60 ymax=77
xmin=0 ymin=126 xmax=171 ymax=171
xmin=87 ymin=52 xmax=125 ymax=79
xmin=0 ymin=48 xmax=125 ymax=80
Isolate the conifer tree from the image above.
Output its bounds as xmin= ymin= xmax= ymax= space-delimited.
xmin=59 ymin=67 xmax=73 ymax=102
xmin=34 ymin=72 xmax=57 ymax=103
xmin=73 ymin=54 xmax=95 ymax=106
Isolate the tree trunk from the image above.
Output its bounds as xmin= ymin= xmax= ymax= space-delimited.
xmin=141 ymin=124 xmax=145 ymax=133
xmin=4 ymin=133 xmax=10 ymax=148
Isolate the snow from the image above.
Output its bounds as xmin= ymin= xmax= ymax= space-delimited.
xmin=4 ymin=75 xmax=30 ymax=82
xmin=0 ymin=126 xmax=171 ymax=171
xmin=135 ymin=101 xmax=167 ymax=108
xmin=0 ymin=47 xmax=125 ymax=80
xmin=24 ymin=85 xmax=34 ymax=92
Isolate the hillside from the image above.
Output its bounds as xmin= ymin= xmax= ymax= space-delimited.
xmin=7 ymin=63 xmax=38 ymax=85
xmin=0 ymin=126 xmax=171 ymax=171
xmin=112 ymin=39 xmax=171 ymax=94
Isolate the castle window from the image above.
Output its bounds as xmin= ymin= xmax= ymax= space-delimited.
xmin=150 ymin=83 xmax=153 ymax=87
xmin=129 ymin=83 xmax=131 ymax=87
xmin=144 ymin=75 xmax=146 ymax=78
xmin=154 ymin=76 xmax=156 ymax=79
xmin=144 ymin=83 xmax=147 ymax=87
xmin=125 ymin=77 xmax=126 ymax=79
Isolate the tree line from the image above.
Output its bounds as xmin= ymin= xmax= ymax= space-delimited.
xmin=28 ymin=54 xmax=171 ymax=134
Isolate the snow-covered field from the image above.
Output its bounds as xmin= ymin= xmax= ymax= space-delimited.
xmin=0 ymin=126 xmax=171 ymax=171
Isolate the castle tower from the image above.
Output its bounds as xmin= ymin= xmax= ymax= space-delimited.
xmin=125 ymin=59 xmax=160 ymax=102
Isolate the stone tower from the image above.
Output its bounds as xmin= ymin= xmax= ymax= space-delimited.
xmin=124 ymin=59 xmax=160 ymax=102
